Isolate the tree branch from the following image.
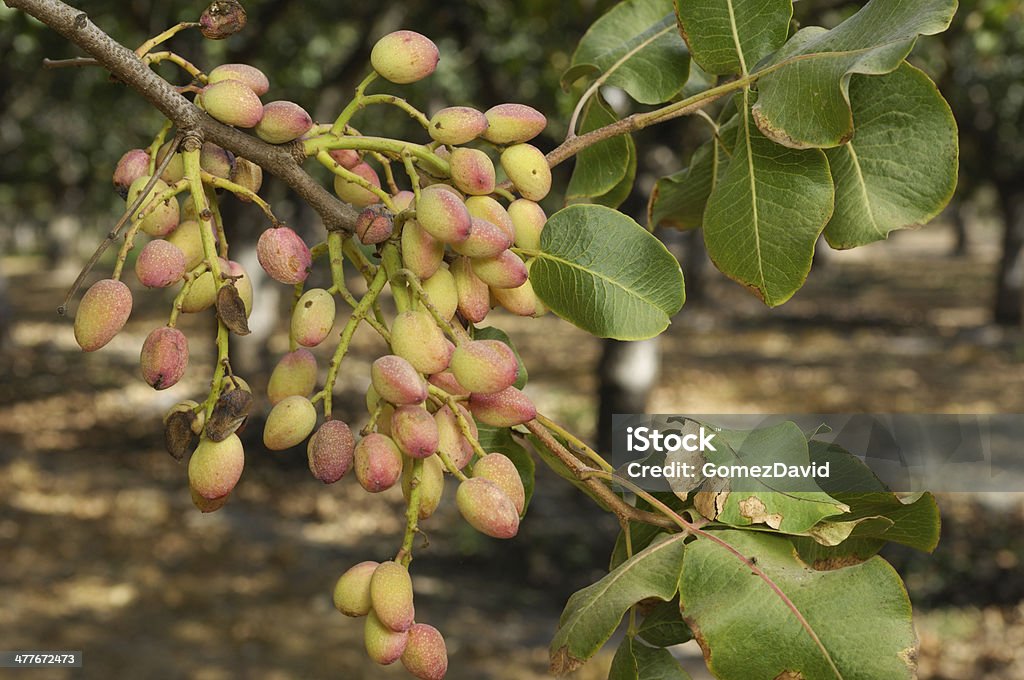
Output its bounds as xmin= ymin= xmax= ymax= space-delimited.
xmin=5 ymin=0 xmax=358 ymax=232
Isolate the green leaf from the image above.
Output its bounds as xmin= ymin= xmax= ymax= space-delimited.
xmin=823 ymin=63 xmax=959 ymax=248
xmin=472 ymin=325 xmax=528 ymax=389
xmin=674 ymin=0 xmax=792 ymax=76
xmin=699 ymin=422 xmax=849 ymax=534
xmin=648 ymin=135 xmax=725 ymax=230
xmin=564 ymin=0 xmax=690 ymax=105
xmin=532 ymin=205 xmax=685 ymax=340
xmin=609 ymin=637 xmax=692 ymax=680
xmin=592 ymin=134 xmax=638 ymax=210
xmin=703 ymin=96 xmax=834 ymax=306
xmin=476 ymin=424 xmax=535 ymax=515
xmin=637 ymin=597 xmax=693 ymax=648
xmin=752 ymin=0 xmax=958 ymax=148
xmin=680 ymin=530 xmax=917 ymax=679
xmin=551 ymin=533 xmax=687 ymax=675
xmin=567 ymin=95 xmax=635 ymax=207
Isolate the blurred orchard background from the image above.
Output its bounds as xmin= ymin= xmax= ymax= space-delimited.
xmin=1 ymin=1 xmax=1024 ymax=678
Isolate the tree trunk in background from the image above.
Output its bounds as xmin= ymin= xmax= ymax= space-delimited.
xmin=951 ymin=200 xmax=970 ymax=257
xmin=993 ymin=188 xmax=1024 ymax=326
xmin=597 ymin=338 xmax=660 ymax=454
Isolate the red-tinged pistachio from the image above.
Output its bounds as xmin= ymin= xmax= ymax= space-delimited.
xmin=493 ymin=277 xmax=547 ymax=317
xmin=327 ymin=148 xmax=360 ymax=169
xmin=291 ymin=288 xmax=336 ymax=348
xmin=465 ymin=195 xmax=515 ymax=240
xmin=391 ymin=405 xmax=440 ymax=459
xmin=190 ymin=485 xmax=230 ymax=512
xmin=420 ymin=266 xmax=458 ymax=322
xmin=208 ymin=62 xmax=268 ymax=95
xmin=402 ymin=454 xmax=445 ymax=519
xmin=370 ymin=30 xmax=439 ymax=84
xmin=501 ymin=143 xmax=551 ymax=201
xmin=263 ymin=395 xmax=317 ymax=450
xmin=449 ymin=147 xmax=496 ymax=196
xmin=456 ymin=477 xmax=520 ymax=539
xmin=428 ymin=371 xmax=470 ymax=398
xmin=428 ymin=106 xmax=489 ymax=145
xmin=267 ymin=349 xmax=318 ymax=405
xmin=140 ymin=326 xmax=189 ymax=390
xmin=188 ymin=433 xmax=245 ymax=500
xmin=364 ymin=610 xmax=409 ymax=665
xmin=450 ymin=339 xmax=517 ymax=395
xmin=468 ymin=386 xmax=537 ymax=427
xmin=401 ymin=220 xmax=444 ymax=280
xmin=201 ymin=79 xmax=263 ymax=128
xmin=333 ymin=161 xmax=382 ymax=207
xmin=127 ymin=175 xmax=180 ymax=237
xmin=452 ymin=256 xmax=489 ymax=323
xmin=355 ymin=205 xmax=394 ymax=245
xmin=257 ymin=226 xmax=311 ymax=284
xmin=370 ymin=561 xmax=415 ymax=632
xmin=135 ymin=239 xmax=186 ymax=288
xmin=391 ymin=310 xmax=451 ymax=374
xmin=199 ymin=1 xmax=248 ymax=41
xmin=230 ymin=157 xmax=263 ymax=200
xmin=255 ymin=100 xmax=313 ymax=144
xmin=434 ymin=405 xmax=474 ymax=471
xmin=307 ymin=420 xmax=355 ymax=484
xmin=451 ymin=217 xmax=512 ymax=259
xmin=401 ymin=623 xmax=449 ymax=680
xmin=472 ymin=249 xmax=528 ymax=289
xmin=333 ymin=560 xmax=379 ymax=616
xmin=354 ymin=433 xmax=404 ymax=493
xmin=113 ymin=148 xmax=150 ymax=198
xmin=74 ymin=278 xmax=132 ymax=352
xmin=391 ymin=190 xmax=416 ymax=211
xmin=200 ymin=141 xmax=235 ymax=180
xmin=507 ymin=198 xmax=546 ymax=251
xmin=482 ymin=103 xmax=547 ymax=144
xmin=473 ymin=452 xmax=525 ymax=514
xmin=415 ymin=184 xmax=472 ymax=243
xmin=371 ymin=355 xmax=428 ymax=405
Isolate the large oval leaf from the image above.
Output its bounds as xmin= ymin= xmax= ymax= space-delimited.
xmin=675 ymin=0 xmax=792 ymax=76
xmin=531 ymin=205 xmax=684 ymax=340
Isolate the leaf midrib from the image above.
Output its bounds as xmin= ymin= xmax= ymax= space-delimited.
xmin=536 ymin=249 xmax=675 ymax=315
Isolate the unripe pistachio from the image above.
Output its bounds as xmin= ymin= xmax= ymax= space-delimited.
xmin=452 ymin=257 xmax=489 ymax=323
xmin=127 ymin=175 xmax=180 ymax=237
xmin=449 ymin=147 xmax=496 ymax=196
xmin=230 ymin=157 xmax=263 ymax=199
xmin=308 ymin=419 xmax=355 ymax=484
xmin=501 ymin=143 xmax=551 ymax=201
xmin=472 ymin=249 xmax=529 ymax=289
xmin=450 ymin=339 xmax=518 ymax=395
xmin=434 ymin=405 xmax=474 ymax=471
xmin=365 ymin=610 xmax=409 ymax=665
xmin=371 ymin=355 xmax=428 ymax=405
xmin=257 ymin=226 xmax=311 ymax=284
xmin=428 ymin=106 xmax=489 ymax=145
xmin=401 ymin=623 xmax=449 ymax=680
xmin=354 ymin=433 xmax=404 ymax=492
xmin=428 ymin=371 xmax=470 ymax=398
xmin=200 ymin=141 xmax=235 ymax=180
xmin=327 ymin=148 xmax=360 ymax=169
xmin=482 ymin=103 xmax=547 ymax=145
xmin=473 ymin=453 xmax=525 ymax=514
xmin=208 ymin=62 xmax=269 ymax=95
xmin=201 ymin=79 xmax=263 ymax=128
xmin=224 ymin=260 xmax=253 ymax=316
xmin=391 ymin=405 xmax=440 ymax=459
xmin=508 ymin=198 xmax=546 ymax=251
xmin=136 ymin=239 xmax=186 ymax=288
xmin=391 ymin=190 xmax=416 ymax=211
xmin=263 ymin=395 xmax=317 ymax=450
xmin=370 ymin=30 xmax=439 ymax=84
xmin=74 ymin=279 xmax=132 ymax=352
xmin=465 ymin=195 xmax=515 ymax=240
xmin=166 ymin=219 xmax=207 ymax=270
xmin=391 ymin=310 xmax=451 ymax=374
xmin=188 ymin=433 xmax=245 ymax=500
xmin=469 ymin=386 xmax=537 ymax=427
xmin=493 ymin=277 xmax=547 ymax=317
xmin=451 ymin=217 xmax=512 ymax=259
xmin=333 ymin=560 xmax=379 ymax=616
xmin=456 ymin=477 xmax=520 ymax=539
xmin=402 ymin=454 xmax=445 ymax=519
xmin=113 ymin=148 xmax=150 ymax=198
xmin=420 ymin=266 xmax=458 ymax=322
xmin=180 ymin=270 xmax=217 ymax=313
xmin=415 ymin=184 xmax=472 ymax=243
xmin=370 ymin=561 xmax=415 ymax=632
xmin=140 ymin=326 xmax=189 ymax=390
xmin=291 ymin=288 xmax=336 ymax=348
xmin=255 ymin=100 xmax=313 ymax=144
xmin=155 ymin=142 xmax=185 ymax=183
xmin=333 ymin=162 xmax=382 ymax=207
xmin=267 ymin=349 xmax=318 ymax=405
xmin=401 ymin=220 xmax=444 ymax=280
